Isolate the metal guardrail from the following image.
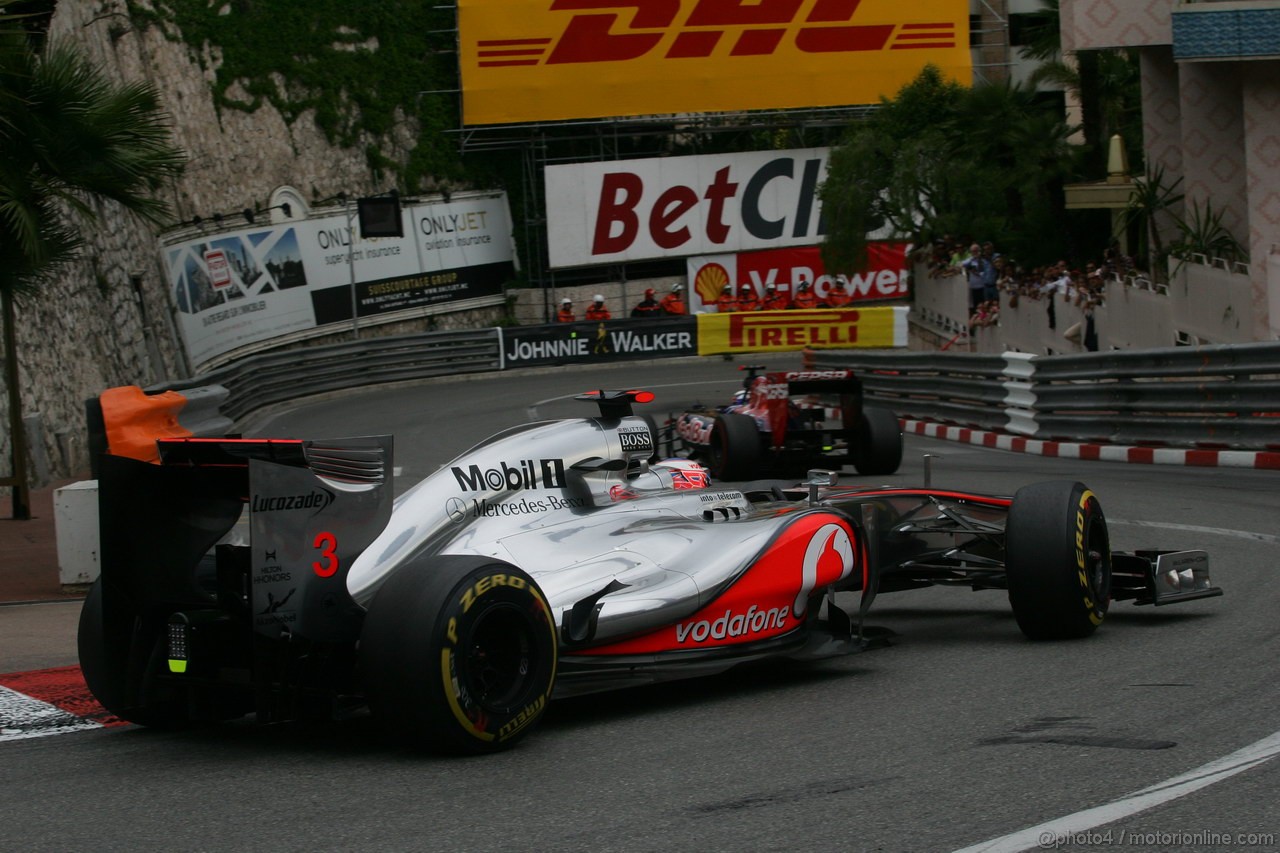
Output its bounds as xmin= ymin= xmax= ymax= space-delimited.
xmin=809 ymin=343 xmax=1280 ymax=450
xmin=143 ymin=323 xmax=1280 ymax=452
xmin=151 ymin=329 xmax=501 ymax=423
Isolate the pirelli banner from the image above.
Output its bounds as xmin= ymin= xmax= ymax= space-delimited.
xmin=696 ymin=306 xmax=908 ymax=355
xmin=458 ymin=0 xmax=971 ymax=125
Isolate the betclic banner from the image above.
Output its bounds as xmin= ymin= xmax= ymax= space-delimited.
xmin=686 ymin=243 xmax=910 ymax=311
xmin=546 ymin=148 xmax=832 ymax=268
xmin=696 ymin=305 xmax=908 ymax=355
xmin=458 ymin=0 xmax=971 ymax=125
xmin=162 ymin=192 xmax=517 ymax=371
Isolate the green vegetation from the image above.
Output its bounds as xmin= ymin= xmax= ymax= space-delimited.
xmin=126 ymin=0 xmax=466 ymax=192
xmin=0 ymin=1 xmax=185 ymax=515
xmin=819 ymin=66 xmax=1084 ymax=272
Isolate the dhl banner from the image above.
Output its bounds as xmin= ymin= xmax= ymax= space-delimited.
xmin=458 ymin=0 xmax=972 ymax=125
xmin=696 ymin=306 xmax=908 ymax=355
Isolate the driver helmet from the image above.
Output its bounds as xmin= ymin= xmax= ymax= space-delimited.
xmin=561 ymin=297 xmax=571 ymax=305
xmin=593 ymin=294 xmax=605 ymax=303
xmin=653 ymin=458 xmax=711 ymax=490
xmin=671 ymin=283 xmax=683 ymax=292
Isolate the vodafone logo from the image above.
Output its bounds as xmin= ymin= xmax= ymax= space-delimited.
xmin=474 ymin=1 xmax=958 ymax=67
xmin=672 ymin=521 xmax=855 ymax=645
xmin=793 ymin=522 xmax=855 ymax=617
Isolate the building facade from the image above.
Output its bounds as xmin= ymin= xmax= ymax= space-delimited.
xmin=1063 ymin=0 xmax=1280 ymax=341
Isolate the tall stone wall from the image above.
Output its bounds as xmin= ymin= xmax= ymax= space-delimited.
xmin=0 ymin=1 xmax=437 ymax=484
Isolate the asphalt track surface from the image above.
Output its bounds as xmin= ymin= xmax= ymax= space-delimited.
xmin=3 ymin=356 xmax=1277 ymax=852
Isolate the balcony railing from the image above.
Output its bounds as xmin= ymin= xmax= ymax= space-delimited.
xmin=1173 ymin=1 xmax=1280 ymax=60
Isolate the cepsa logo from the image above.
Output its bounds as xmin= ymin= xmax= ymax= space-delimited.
xmin=474 ymin=0 xmax=958 ymax=67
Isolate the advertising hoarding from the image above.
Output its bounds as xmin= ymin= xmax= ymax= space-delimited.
xmin=696 ymin=305 xmax=908 ymax=355
xmin=162 ymin=193 xmax=516 ymax=371
xmin=499 ymin=316 xmax=697 ymax=369
xmin=686 ymin=243 xmax=910 ymax=311
xmin=546 ymin=148 xmax=831 ymax=268
xmin=458 ymin=0 xmax=971 ymax=125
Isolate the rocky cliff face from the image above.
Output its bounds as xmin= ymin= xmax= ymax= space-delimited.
xmin=1 ymin=1 xmax=439 ymax=483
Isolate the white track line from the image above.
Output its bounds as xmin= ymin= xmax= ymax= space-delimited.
xmin=953 ymin=729 xmax=1280 ymax=852
xmin=1109 ymin=519 xmax=1280 ymax=545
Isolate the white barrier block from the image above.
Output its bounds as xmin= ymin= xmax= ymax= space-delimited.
xmin=54 ymin=480 xmax=99 ymax=586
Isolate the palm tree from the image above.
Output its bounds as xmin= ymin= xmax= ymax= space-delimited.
xmin=1020 ymin=0 xmax=1142 ymax=176
xmin=0 ymin=12 xmax=185 ymax=517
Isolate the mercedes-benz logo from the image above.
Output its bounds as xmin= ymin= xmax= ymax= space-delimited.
xmin=445 ymin=497 xmax=467 ymax=523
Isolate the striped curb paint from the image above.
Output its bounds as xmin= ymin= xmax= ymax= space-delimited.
xmin=0 ymin=666 xmax=123 ymax=742
xmin=904 ymin=420 xmax=1280 ymax=470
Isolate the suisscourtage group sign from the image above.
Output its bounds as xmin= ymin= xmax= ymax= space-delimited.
xmin=458 ymin=0 xmax=970 ymax=125
xmin=162 ymin=192 xmax=517 ymax=370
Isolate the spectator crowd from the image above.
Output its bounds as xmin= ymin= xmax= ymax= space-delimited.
xmin=924 ymin=235 xmax=1135 ymax=350
xmin=556 ymin=279 xmax=859 ymax=322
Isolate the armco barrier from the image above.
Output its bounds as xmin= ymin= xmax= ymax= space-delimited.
xmin=130 ymin=322 xmax=1280 ymax=452
xmin=152 ymin=328 xmax=502 ymax=423
xmin=807 ymin=342 xmax=1280 ymax=449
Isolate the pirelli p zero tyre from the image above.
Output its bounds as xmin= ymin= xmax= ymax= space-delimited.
xmin=360 ymin=556 xmax=558 ymax=755
xmin=1006 ymin=481 xmax=1112 ymax=640
xmin=708 ymin=412 xmax=761 ymax=481
xmin=77 ymin=579 xmax=190 ymax=729
xmin=851 ymin=407 xmax=903 ymax=476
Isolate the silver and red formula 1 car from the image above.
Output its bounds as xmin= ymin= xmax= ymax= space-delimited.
xmin=664 ymin=366 xmax=903 ymax=481
xmin=79 ymin=390 xmax=1221 ymax=754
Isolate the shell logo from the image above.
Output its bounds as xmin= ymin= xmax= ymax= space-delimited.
xmin=693 ymin=262 xmax=730 ymax=308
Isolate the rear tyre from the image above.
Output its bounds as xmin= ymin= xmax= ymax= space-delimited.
xmin=77 ymin=579 xmax=190 ymax=728
xmin=707 ymin=412 xmax=761 ymax=481
xmin=361 ymin=557 xmax=558 ymax=754
xmin=1006 ymin=481 xmax=1111 ymax=640
xmin=851 ymin=407 xmax=903 ymax=476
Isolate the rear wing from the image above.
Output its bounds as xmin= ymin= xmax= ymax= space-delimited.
xmin=98 ymin=435 xmax=394 ymax=644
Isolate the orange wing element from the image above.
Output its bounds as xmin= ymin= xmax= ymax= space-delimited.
xmin=100 ymin=385 xmax=192 ymax=464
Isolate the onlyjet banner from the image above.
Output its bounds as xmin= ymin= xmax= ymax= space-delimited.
xmin=686 ymin=243 xmax=910 ymax=311
xmin=163 ymin=193 xmax=516 ymax=370
xmin=458 ymin=0 xmax=970 ymax=125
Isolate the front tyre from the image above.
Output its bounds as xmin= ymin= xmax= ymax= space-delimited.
xmin=1006 ymin=481 xmax=1111 ymax=640
xmin=360 ymin=557 xmax=558 ymax=754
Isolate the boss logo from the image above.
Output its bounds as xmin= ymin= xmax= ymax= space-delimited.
xmin=619 ymin=426 xmax=654 ymax=452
